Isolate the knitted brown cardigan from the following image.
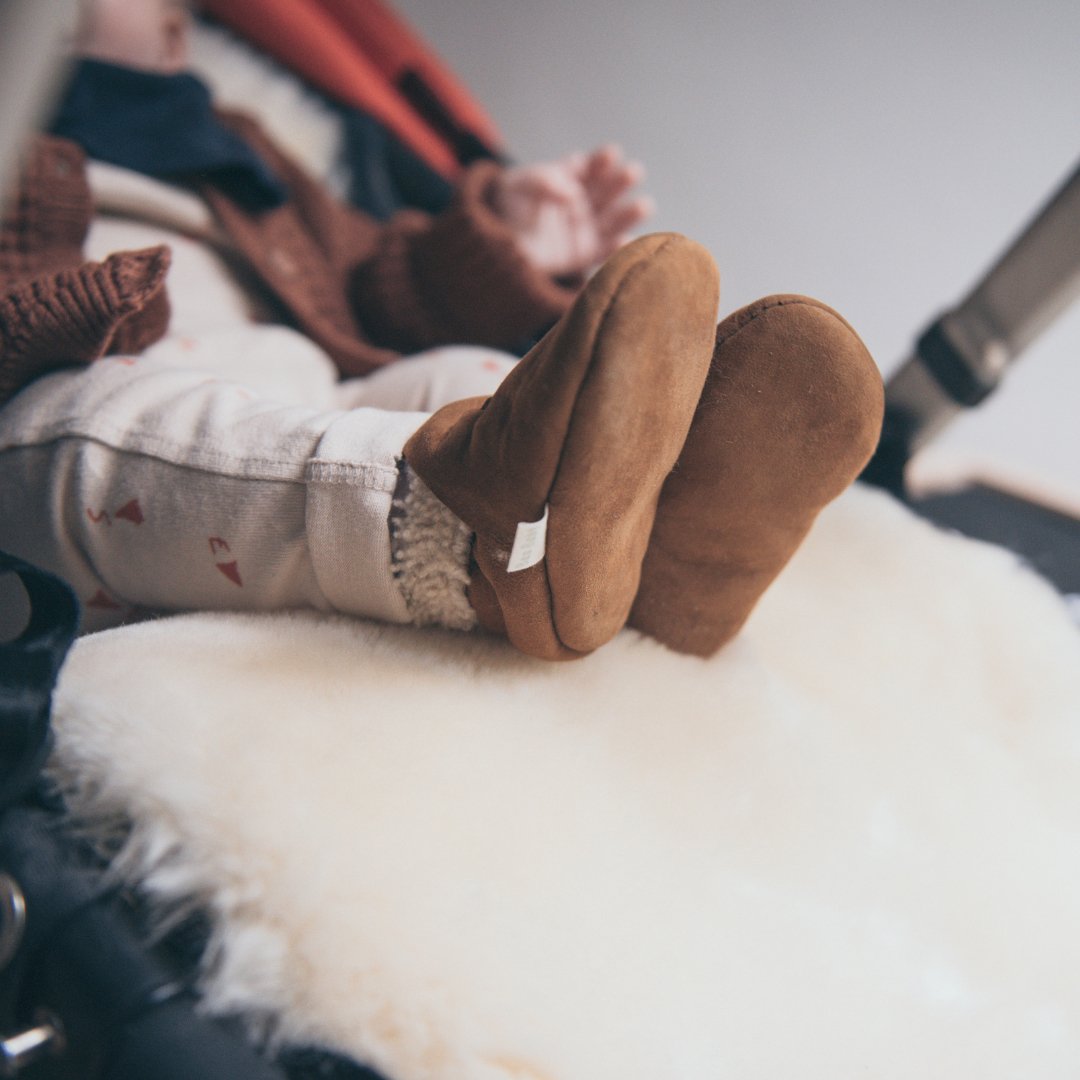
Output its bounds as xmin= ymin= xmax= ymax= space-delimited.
xmin=0 ymin=113 xmax=578 ymax=406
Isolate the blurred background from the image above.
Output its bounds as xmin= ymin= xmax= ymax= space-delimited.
xmin=397 ymin=0 xmax=1080 ymax=511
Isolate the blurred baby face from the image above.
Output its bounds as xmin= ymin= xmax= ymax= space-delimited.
xmin=75 ymin=0 xmax=191 ymax=73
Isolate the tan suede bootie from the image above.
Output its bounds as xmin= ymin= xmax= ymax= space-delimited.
xmin=629 ymin=294 xmax=885 ymax=657
xmin=403 ymin=233 xmax=720 ymax=661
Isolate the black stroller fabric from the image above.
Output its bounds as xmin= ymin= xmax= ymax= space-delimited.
xmin=0 ymin=552 xmax=292 ymax=1079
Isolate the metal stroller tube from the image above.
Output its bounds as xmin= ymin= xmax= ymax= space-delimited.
xmin=863 ymin=158 xmax=1080 ymax=496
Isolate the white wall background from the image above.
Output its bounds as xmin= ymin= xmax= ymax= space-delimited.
xmin=397 ymin=0 xmax=1080 ymax=508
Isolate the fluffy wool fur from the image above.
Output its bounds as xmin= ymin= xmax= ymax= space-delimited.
xmin=48 ymin=484 xmax=1080 ymax=1080
xmin=391 ymin=465 xmax=478 ymax=631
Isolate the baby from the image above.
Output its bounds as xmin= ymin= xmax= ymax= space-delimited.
xmin=0 ymin=0 xmax=883 ymax=660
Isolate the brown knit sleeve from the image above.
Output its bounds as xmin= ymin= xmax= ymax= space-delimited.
xmin=0 ymin=247 xmax=171 ymax=407
xmin=212 ymin=109 xmax=575 ymax=356
xmin=0 ymin=138 xmax=174 ymax=405
xmin=348 ymin=161 xmax=578 ymax=354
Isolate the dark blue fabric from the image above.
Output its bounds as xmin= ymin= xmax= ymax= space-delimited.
xmin=339 ymin=69 xmax=506 ymax=221
xmin=49 ymin=59 xmax=288 ymax=211
xmin=341 ymin=108 xmax=453 ymax=221
xmin=0 ymin=553 xmax=291 ymax=1078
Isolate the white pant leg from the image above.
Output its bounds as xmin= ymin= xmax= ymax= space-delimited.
xmin=333 ymin=346 xmax=516 ymax=412
xmin=0 ymin=350 xmax=428 ymax=634
xmin=141 ymin=323 xmax=344 ymax=409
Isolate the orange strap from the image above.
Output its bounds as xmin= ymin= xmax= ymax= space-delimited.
xmin=198 ymin=0 xmax=503 ymax=179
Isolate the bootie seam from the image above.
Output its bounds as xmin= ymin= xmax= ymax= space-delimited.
xmin=714 ymin=295 xmax=859 ymax=351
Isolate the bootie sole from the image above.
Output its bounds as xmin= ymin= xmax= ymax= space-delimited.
xmin=629 ymin=294 xmax=885 ymax=657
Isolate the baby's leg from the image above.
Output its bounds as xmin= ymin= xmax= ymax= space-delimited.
xmin=333 ymin=347 xmax=516 ymax=413
xmin=141 ymin=324 xmax=343 ymax=409
xmin=0 ymin=353 xmax=429 ymax=634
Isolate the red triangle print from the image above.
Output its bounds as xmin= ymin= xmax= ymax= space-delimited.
xmin=86 ymin=589 xmax=122 ymax=610
xmin=216 ymin=561 xmax=243 ymax=587
xmin=114 ymin=498 xmax=144 ymax=525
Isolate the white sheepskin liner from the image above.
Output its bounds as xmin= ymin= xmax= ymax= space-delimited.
xmin=50 ymin=484 xmax=1080 ymax=1079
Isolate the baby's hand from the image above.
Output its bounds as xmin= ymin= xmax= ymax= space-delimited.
xmin=492 ymin=146 xmax=654 ymax=278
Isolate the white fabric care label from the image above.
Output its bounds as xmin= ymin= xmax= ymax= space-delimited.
xmin=507 ymin=504 xmax=549 ymax=573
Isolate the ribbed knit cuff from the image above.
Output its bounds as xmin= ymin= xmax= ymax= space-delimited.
xmin=352 ymin=162 xmax=576 ymax=354
xmin=0 ymin=246 xmax=171 ymax=406
xmin=413 ymin=161 xmax=577 ymax=344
